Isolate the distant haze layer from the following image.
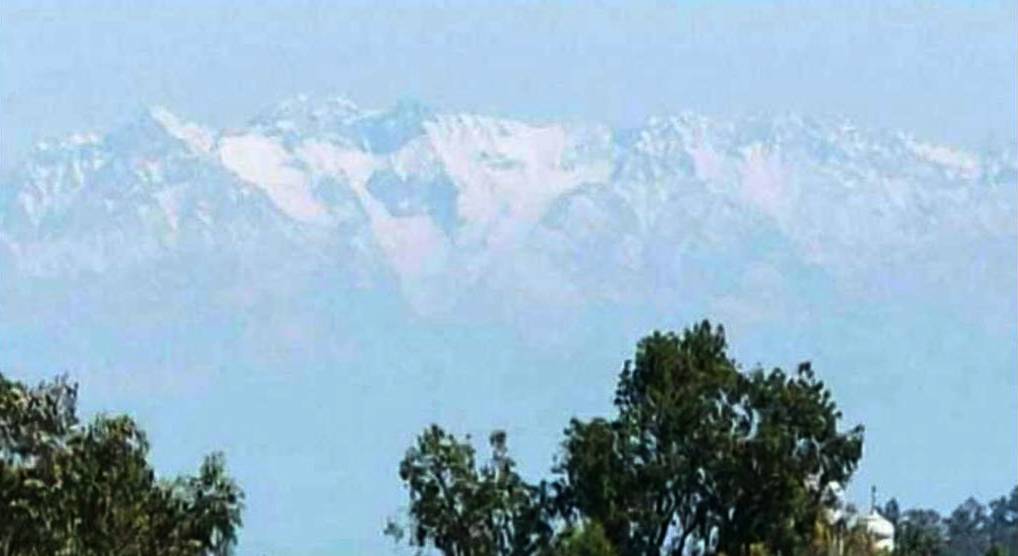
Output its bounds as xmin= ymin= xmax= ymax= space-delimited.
xmin=0 ymin=96 xmax=1014 ymax=556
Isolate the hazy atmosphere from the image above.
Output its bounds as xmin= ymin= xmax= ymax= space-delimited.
xmin=4 ymin=0 xmax=1016 ymax=168
xmin=1 ymin=2 xmax=1015 ymax=555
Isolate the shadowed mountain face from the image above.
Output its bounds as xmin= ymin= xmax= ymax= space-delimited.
xmin=1 ymin=96 xmax=1015 ymax=555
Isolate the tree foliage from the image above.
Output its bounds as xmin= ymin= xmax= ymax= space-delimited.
xmin=805 ymin=516 xmax=885 ymax=556
xmin=393 ymin=320 xmax=865 ymax=556
xmin=889 ymin=488 xmax=1018 ymax=556
xmin=895 ymin=509 xmax=947 ymax=556
xmin=987 ymin=488 xmax=1018 ymax=556
xmin=553 ymin=321 xmax=864 ymax=556
xmin=391 ymin=425 xmax=553 ymax=556
xmin=548 ymin=522 xmax=618 ymax=556
xmin=946 ymin=499 xmax=991 ymax=556
xmin=0 ymin=372 xmax=243 ymax=556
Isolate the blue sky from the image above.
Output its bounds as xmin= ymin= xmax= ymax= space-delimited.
xmin=2 ymin=0 xmax=1015 ymax=172
xmin=2 ymin=2 xmax=1016 ymax=554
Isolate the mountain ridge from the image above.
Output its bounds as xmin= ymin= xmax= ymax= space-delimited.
xmin=1 ymin=96 xmax=1015 ymax=556
xmin=2 ymin=95 xmax=1014 ymax=315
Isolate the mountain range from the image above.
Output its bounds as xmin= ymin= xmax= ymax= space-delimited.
xmin=1 ymin=95 xmax=1015 ymax=555
xmin=3 ymin=95 xmax=1014 ymax=312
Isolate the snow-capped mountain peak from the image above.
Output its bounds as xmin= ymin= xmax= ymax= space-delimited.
xmin=2 ymin=96 xmax=1014 ymax=313
xmin=148 ymin=106 xmax=217 ymax=155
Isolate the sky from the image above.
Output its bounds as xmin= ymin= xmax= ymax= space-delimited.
xmin=1 ymin=1 xmax=1016 ymax=554
xmin=2 ymin=0 xmax=1016 ymax=172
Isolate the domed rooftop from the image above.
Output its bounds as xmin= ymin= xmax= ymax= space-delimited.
xmin=859 ymin=510 xmax=894 ymax=538
xmin=859 ymin=508 xmax=895 ymax=552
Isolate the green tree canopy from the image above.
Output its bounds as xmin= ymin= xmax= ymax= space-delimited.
xmin=392 ymin=320 xmax=865 ymax=556
xmin=946 ymin=498 xmax=991 ymax=556
xmin=549 ymin=522 xmax=617 ymax=556
xmin=987 ymin=488 xmax=1018 ymax=556
xmin=0 ymin=372 xmax=243 ymax=556
xmin=553 ymin=321 xmax=864 ymax=556
xmin=895 ymin=509 xmax=947 ymax=556
xmin=888 ymin=487 xmax=1018 ymax=556
xmin=390 ymin=425 xmax=553 ymax=556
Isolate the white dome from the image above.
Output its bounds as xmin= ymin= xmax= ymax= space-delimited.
xmin=859 ymin=510 xmax=895 ymax=551
xmin=860 ymin=510 xmax=894 ymax=538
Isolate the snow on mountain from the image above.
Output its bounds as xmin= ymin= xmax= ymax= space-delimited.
xmin=218 ymin=133 xmax=331 ymax=224
xmin=149 ymin=106 xmax=216 ymax=155
xmin=1 ymin=96 xmax=1014 ymax=314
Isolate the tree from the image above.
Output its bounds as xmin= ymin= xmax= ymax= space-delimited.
xmin=391 ymin=425 xmax=553 ymax=556
xmin=711 ymin=363 xmax=863 ymax=556
xmin=548 ymin=522 xmax=617 ymax=556
xmin=552 ymin=321 xmax=863 ymax=556
xmin=946 ymin=498 xmax=990 ymax=556
xmin=987 ymin=487 xmax=1018 ymax=556
xmin=895 ymin=509 xmax=946 ymax=556
xmin=0 ymin=372 xmax=243 ymax=555
xmin=883 ymin=499 xmax=901 ymax=529
xmin=890 ymin=488 xmax=1018 ymax=556
xmin=390 ymin=321 xmax=864 ymax=556
xmin=985 ymin=546 xmax=1007 ymax=556
xmin=552 ymin=324 xmax=744 ymax=556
